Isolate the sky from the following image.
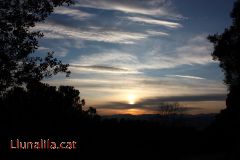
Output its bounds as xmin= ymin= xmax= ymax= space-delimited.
xmin=36 ymin=0 xmax=235 ymax=115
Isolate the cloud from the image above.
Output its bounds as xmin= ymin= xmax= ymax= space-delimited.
xmin=137 ymin=94 xmax=226 ymax=104
xmin=95 ymin=94 xmax=226 ymax=110
xmin=146 ymin=30 xmax=169 ymax=37
xmin=37 ymin=45 xmax=68 ymax=57
xmin=54 ymin=6 xmax=94 ymax=20
xmin=97 ymin=102 xmax=176 ymax=110
xmin=70 ymin=34 xmax=214 ymax=73
xmin=69 ymin=65 xmax=141 ymax=74
xmin=141 ymin=34 xmax=214 ymax=69
xmin=75 ymin=0 xmax=180 ymax=17
xmin=166 ymin=75 xmax=205 ymax=80
xmin=35 ymin=23 xmax=148 ymax=44
xmin=126 ymin=16 xmax=182 ymax=28
xmin=71 ymin=65 xmax=128 ymax=72
xmin=46 ymin=73 xmax=226 ymax=99
xmin=175 ymin=46 xmax=213 ymax=65
xmin=37 ymin=39 xmax=85 ymax=57
xmin=71 ymin=50 xmax=139 ymax=69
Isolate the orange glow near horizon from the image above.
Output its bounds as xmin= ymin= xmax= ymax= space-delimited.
xmin=125 ymin=109 xmax=147 ymax=115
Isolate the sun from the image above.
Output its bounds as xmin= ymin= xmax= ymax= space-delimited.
xmin=127 ymin=94 xmax=136 ymax=105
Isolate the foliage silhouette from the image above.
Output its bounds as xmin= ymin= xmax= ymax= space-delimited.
xmin=208 ymin=0 xmax=240 ymax=89
xmin=0 ymin=0 xmax=73 ymax=96
xmin=208 ymin=0 xmax=240 ymax=130
xmin=0 ymin=82 xmax=102 ymax=136
xmin=0 ymin=1 xmax=100 ymax=156
xmin=87 ymin=107 xmax=97 ymax=117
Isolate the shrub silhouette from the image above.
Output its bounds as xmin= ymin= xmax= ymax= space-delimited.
xmin=156 ymin=102 xmax=185 ymax=116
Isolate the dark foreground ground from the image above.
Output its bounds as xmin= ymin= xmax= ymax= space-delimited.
xmin=0 ymin=114 xmax=239 ymax=160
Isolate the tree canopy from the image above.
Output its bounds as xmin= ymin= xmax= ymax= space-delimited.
xmin=0 ymin=0 xmax=73 ymax=96
xmin=208 ymin=0 xmax=240 ymax=91
xmin=208 ymin=0 xmax=240 ymax=130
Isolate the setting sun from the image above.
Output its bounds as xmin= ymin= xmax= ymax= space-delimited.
xmin=127 ymin=94 xmax=136 ymax=105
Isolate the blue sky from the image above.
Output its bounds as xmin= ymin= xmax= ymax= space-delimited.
xmin=36 ymin=0 xmax=235 ymax=115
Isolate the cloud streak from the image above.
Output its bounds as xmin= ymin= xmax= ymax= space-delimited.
xmin=166 ymin=75 xmax=205 ymax=80
xmin=71 ymin=50 xmax=139 ymax=70
xmin=54 ymin=6 xmax=94 ymax=20
xmin=69 ymin=65 xmax=141 ymax=74
xmin=137 ymin=94 xmax=226 ymax=104
xmin=36 ymin=23 xmax=148 ymax=44
xmin=75 ymin=0 xmax=179 ymax=17
xmin=146 ymin=30 xmax=169 ymax=37
xmin=126 ymin=16 xmax=182 ymax=28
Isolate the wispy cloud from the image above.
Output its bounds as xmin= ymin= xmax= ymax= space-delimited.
xmin=37 ymin=45 xmax=68 ymax=57
xmin=38 ymin=46 xmax=50 ymax=51
xmin=141 ymin=34 xmax=214 ymax=69
xmin=46 ymin=74 xmax=226 ymax=100
xmin=80 ymin=51 xmax=137 ymax=64
xmin=75 ymin=0 xmax=180 ymax=18
xmin=70 ymin=35 xmax=214 ymax=73
xmin=139 ymin=94 xmax=226 ymax=103
xmin=166 ymin=75 xmax=205 ymax=80
xmin=146 ymin=30 xmax=169 ymax=36
xmin=54 ymin=6 xmax=94 ymax=20
xmin=175 ymin=35 xmax=214 ymax=65
xmin=35 ymin=23 xmax=148 ymax=44
xmin=69 ymin=65 xmax=141 ymax=74
xmin=126 ymin=16 xmax=182 ymax=28
xmin=71 ymin=50 xmax=139 ymax=68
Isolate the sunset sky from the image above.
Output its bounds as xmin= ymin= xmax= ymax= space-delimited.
xmin=37 ymin=0 xmax=235 ymax=115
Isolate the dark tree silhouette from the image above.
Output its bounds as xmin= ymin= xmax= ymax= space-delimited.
xmin=87 ymin=107 xmax=97 ymax=117
xmin=208 ymin=0 xmax=240 ymax=90
xmin=0 ymin=82 xmax=87 ymax=128
xmin=0 ymin=0 xmax=101 ymax=142
xmin=0 ymin=0 xmax=73 ymax=96
xmin=58 ymin=86 xmax=81 ymax=108
xmin=208 ymin=0 xmax=240 ymax=130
